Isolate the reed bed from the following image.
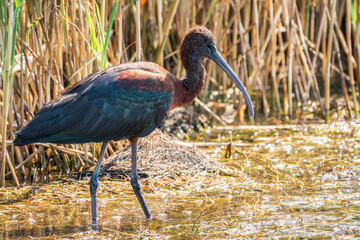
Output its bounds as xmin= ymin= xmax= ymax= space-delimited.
xmin=0 ymin=0 xmax=359 ymax=185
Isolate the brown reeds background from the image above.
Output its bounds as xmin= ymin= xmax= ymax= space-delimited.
xmin=1 ymin=0 xmax=359 ymax=186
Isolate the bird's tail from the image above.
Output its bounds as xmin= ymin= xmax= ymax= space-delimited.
xmin=13 ymin=131 xmax=35 ymax=146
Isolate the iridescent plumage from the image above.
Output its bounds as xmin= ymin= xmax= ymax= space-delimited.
xmin=14 ymin=26 xmax=254 ymax=230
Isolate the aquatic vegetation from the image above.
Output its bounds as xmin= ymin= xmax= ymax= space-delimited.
xmin=1 ymin=120 xmax=360 ymax=238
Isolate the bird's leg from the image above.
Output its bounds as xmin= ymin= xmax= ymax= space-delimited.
xmin=130 ymin=137 xmax=152 ymax=219
xmin=90 ymin=141 xmax=108 ymax=230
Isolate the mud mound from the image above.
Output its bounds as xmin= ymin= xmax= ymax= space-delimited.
xmin=100 ymin=130 xmax=223 ymax=179
xmin=159 ymin=106 xmax=211 ymax=137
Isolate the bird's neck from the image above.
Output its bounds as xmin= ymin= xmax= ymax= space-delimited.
xmin=169 ymin=59 xmax=205 ymax=110
xmin=182 ymin=57 xmax=205 ymax=89
xmin=182 ymin=58 xmax=205 ymax=99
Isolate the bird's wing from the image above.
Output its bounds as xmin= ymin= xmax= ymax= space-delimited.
xmin=14 ymin=66 xmax=173 ymax=145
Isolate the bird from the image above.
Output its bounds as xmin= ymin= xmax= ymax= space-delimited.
xmin=13 ymin=26 xmax=254 ymax=230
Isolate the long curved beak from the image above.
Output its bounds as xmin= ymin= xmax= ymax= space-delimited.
xmin=209 ymin=44 xmax=254 ymax=118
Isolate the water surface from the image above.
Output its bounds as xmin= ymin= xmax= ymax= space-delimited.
xmin=1 ymin=121 xmax=360 ymax=239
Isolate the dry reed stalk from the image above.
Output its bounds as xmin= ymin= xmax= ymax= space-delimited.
xmin=100 ymin=0 xmax=105 ymax=36
xmin=321 ymin=12 xmax=327 ymax=117
xmin=253 ymin=0 xmax=269 ymax=119
xmin=194 ymin=98 xmax=227 ymax=126
xmin=346 ymin=0 xmax=358 ymax=116
xmin=156 ymin=0 xmax=163 ymax=64
xmin=269 ymin=0 xmax=281 ymax=116
xmin=69 ymin=1 xmax=80 ymax=82
xmin=294 ymin=47 xmax=306 ymax=101
xmin=219 ymin=2 xmax=231 ymax=94
xmin=230 ymin=3 xmax=241 ymax=114
xmin=37 ymin=143 xmax=96 ymax=161
xmin=136 ymin=0 xmax=141 ymax=61
xmin=1 ymin=1 xmax=21 ymax=187
xmin=288 ymin=32 xmax=295 ymax=120
xmin=260 ymin=6 xmax=282 ymax=58
xmin=324 ymin=0 xmax=337 ymax=123
xmin=78 ymin=0 xmax=85 ymax=70
xmin=277 ymin=30 xmax=289 ymax=116
xmin=294 ymin=6 xmax=324 ymax=114
xmin=338 ymin=0 xmax=346 ymax=26
xmin=61 ymin=0 xmax=74 ymax=83
xmin=236 ymin=11 xmax=250 ymax=115
xmin=155 ymin=0 xmax=180 ymax=64
xmin=310 ymin=1 xmax=315 ymax=42
xmin=333 ymin=32 xmax=352 ymax=117
xmin=334 ymin=18 xmax=349 ymax=55
xmin=0 ymin=1 xmax=13 ymax=186
xmin=174 ymin=141 xmax=252 ymax=148
xmin=7 ymin=148 xmax=40 ymax=174
xmin=355 ymin=1 xmax=360 ymax=98
xmin=5 ymin=148 xmax=19 ymax=186
xmin=299 ymin=4 xmax=327 ymax=122
xmin=282 ymin=0 xmax=294 ymax=119
xmin=294 ymin=33 xmax=307 ymax=95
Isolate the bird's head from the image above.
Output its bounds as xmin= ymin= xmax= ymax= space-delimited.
xmin=180 ymin=26 xmax=254 ymax=118
xmin=180 ymin=26 xmax=216 ymax=60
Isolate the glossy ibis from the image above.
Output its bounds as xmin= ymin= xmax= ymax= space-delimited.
xmin=13 ymin=26 xmax=254 ymax=229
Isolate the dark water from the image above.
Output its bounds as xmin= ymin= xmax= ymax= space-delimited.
xmin=1 ymin=120 xmax=360 ymax=239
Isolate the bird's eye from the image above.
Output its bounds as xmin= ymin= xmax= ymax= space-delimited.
xmin=207 ymin=43 xmax=216 ymax=53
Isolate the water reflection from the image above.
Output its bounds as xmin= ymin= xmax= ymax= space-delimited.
xmin=1 ymin=120 xmax=360 ymax=238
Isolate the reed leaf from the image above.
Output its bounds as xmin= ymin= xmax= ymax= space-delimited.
xmin=86 ymin=9 xmax=101 ymax=65
xmin=102 ymin=0 xmax=119 ymax=69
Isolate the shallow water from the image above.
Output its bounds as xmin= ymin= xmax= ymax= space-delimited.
xmin=1 ymin=120 xmax=360 ymax=239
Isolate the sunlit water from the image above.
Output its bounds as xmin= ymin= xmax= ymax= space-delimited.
xmin=1 ymin=120 xmax=360 ymax=239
